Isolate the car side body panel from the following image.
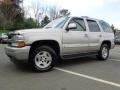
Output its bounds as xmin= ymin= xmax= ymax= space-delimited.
xmin=5 ymin=16 xmax=115 ymax=61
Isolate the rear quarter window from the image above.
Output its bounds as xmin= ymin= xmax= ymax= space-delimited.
xmin=99 ymin=21 xmax=113 ymax=33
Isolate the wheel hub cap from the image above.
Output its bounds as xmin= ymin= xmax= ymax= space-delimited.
xmin=102 ymin=47 xmax=108 ymax=58
xmin=35 ymin=51 xmax=52 ymax=68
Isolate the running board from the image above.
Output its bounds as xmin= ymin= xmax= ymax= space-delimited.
xmin=61 ymin=52 xmax=98 ymax=59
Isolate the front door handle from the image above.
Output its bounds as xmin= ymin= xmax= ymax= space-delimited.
xmin=84 ymin=34 xmax=88 ymax=37
xmin=99 ymin=34 xmax=102 ymax=38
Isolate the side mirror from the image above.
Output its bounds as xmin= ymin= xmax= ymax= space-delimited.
xmin=66 ymin=23 xmax=77 ymax=31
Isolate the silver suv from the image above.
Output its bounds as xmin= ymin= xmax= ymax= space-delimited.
xmin=5 ymin=16 xmax=115 ymax=71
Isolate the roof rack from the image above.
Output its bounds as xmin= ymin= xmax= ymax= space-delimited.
xmin=81 ymin=16 xmax=90 ymax=18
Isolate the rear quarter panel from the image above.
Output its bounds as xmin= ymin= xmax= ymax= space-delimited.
xmin=101 ymin=32 xmax=115 ymax=49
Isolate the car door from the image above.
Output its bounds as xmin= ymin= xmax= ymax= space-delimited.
xmin=86 ymin=19 xmax=102 ymax=51
xmin=62 ymin=18 xmax=89 ymax=55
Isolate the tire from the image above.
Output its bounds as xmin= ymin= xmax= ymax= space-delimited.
xmin=96 ymin=44 xmax=110 ymax=60
xmin=29 ymin=46 xmax=57 ymax=72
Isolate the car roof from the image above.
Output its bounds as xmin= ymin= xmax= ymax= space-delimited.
xmin=68 ymin=16 xmax=101 ymax=21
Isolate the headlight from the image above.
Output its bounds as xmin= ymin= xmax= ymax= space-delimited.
xmin=11 ymin=41 xmax=25 ymax=48
xmin=11 ymin=35 xmax=25 ymax=48
xmin=12 ymin=35 xmax=25 ymax=41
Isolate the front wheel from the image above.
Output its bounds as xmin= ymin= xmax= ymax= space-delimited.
xmin=29 ymin=46 xmax=57 ymax=72
xmin=96 ymin=44 xmax=110 ymax=60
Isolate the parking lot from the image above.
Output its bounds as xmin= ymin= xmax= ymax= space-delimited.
xmin=0 ymin=44 xmax=120 ymax=90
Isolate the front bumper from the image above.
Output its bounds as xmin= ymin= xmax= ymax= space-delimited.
xmin=5 ymin=45 xmax=30 ymax=61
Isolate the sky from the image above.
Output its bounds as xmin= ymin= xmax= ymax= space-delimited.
xmin=23 ymin=0 xmax=120 ymax=29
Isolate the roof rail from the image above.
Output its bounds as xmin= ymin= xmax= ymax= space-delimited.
xmin=81 ymin=16 xmax=90 ymax=18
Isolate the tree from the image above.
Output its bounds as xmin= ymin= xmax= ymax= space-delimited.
xmin=49 ymin=8 xmax=71 ymax=20
xmin=28 ymin=0 xmax=48 ymax=25
xmin=60 ymin=9 xmax=71 ymax=17
xmin=14 ymin=18 xmax=40 ymax=30
xmin=40 ymin=16 xmax=50 ymax=28
xmin=111 ymin=24 xmax=116 ymax=34
xmin=49 ymin=6 xmax=60 ymax=20
xmin=0 ymin=10 xmax=7 ymax=30
xmin=0 ymin=0 xmax=24 ymax=30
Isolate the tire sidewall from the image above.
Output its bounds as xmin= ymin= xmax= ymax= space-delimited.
xmin=30 ymin=46 xmax=57 ymax=72
xmin=100 ymin=44 xmax=109 ymax=60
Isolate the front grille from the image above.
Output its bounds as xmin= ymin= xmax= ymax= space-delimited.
xmin=7 ymin=33 xmax=15 ymax=46
xmin=8 ymin=34 xmax=14 ymax=40
xmin=7 ymin=39 xmax=12 ymax=46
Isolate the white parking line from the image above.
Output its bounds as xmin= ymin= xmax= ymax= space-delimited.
xmin=109 ymin=59 xmax=120 ymax=62
xmin=55 ymin=67 xmax=120 ymax=88
xmin=111 ymin=52 xmax=120 ymax=54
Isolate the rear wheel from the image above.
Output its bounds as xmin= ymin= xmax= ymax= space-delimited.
xmin=96 ymin=44 xmax=110 ymax=60
xmin=29 ymin=46 xmax=57 ymax=72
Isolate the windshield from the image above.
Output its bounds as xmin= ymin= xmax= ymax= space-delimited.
xmin=44 ymin=17 xmax=69 ymax=29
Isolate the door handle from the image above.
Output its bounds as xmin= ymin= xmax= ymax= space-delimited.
xmin=84 ymin=34 xmax=88 ymax=37
xmin=99 ymin=34 xmax=102 ymax=38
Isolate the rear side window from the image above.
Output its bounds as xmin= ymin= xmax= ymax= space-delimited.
xmin=87 ymin=20 xmax=101 ymax=32
xmin=99 ymin=21 xmax=113 ymax=33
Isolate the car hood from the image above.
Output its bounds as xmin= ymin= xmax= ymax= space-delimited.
xmin=14 ymin=28 xmax=61 ymax=34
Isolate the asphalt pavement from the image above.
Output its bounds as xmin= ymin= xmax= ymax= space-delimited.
xmin=0 ymin=44 xmax=120 ymax=90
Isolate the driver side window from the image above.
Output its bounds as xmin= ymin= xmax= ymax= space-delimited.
xmin=68 ymin=18 xmax=86 ymax=31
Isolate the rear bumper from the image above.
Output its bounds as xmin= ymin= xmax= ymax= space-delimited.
xmin=5 ymin=46 xmax=30 ymax=61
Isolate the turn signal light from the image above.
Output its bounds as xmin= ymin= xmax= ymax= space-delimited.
xmin=17 ymin=41 xmax=25 ymax=48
